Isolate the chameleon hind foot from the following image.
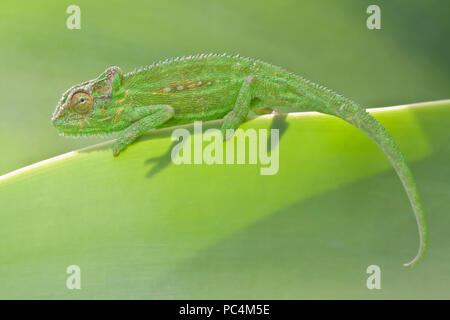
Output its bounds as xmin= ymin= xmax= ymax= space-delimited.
xmin=221 ymin=75 xmax=255 ymax=140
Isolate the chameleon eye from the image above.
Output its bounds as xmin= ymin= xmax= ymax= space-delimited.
xmin=69 ymin=92 xmax=93 ymax=114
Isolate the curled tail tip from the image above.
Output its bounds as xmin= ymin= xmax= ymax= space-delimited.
xmin=403 ymin=260 xmax=419 ymax=268
xmin=404 ymin=209 xmax=427 ymax=268
xmin=403 ymin=247 xmax=426 ymax=268
xmin=403 ymin=261 xmax=416 ymax=268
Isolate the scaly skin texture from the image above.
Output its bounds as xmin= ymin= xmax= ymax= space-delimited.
xmin=51 ymin=53 xmax=427 ymax=267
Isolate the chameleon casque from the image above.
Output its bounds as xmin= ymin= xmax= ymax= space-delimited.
xmin=52 ymin=53 xmax=426 ymax=267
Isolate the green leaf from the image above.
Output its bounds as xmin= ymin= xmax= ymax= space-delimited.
xmin=0 ymin=100 xmax=449 ymax=299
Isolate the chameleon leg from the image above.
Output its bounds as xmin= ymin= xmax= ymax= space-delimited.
xmin=221 ymin=75 xmax=255 ymax=139
xmin=113 ymin=105 xmax=174 ymax=156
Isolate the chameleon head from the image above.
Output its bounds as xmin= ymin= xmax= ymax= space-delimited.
xmin=51 ymin=66 xmax=123 ymax=136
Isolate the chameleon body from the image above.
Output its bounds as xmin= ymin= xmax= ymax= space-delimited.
xmin=51 ymin=53 xmax=426 ymax=267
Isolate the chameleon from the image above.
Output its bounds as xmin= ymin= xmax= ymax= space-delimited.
xmin=51 ymin=53 xmax=426 ymax=267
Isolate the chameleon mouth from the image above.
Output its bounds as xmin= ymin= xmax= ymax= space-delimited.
xmin=55 ymin=128 xmax=115 ymax=138
xmin=52 ymin=117 xmax=90 ymax=136
xmin=52 ymin=117 xmax=115 ymax=137
xmin=54 ymin=126 xmax=101 ymax=137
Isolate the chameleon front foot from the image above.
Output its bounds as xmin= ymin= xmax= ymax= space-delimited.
xmin=112 ymin=144 xmax=123 ymax=157
xmin=113 ymin=129 xmax=137 ymax=156
xmin=112 ymin=105 xmax=174 ymax=156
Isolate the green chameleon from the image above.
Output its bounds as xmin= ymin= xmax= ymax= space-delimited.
xmin=51 ymin=53 xmax=426 ymax=267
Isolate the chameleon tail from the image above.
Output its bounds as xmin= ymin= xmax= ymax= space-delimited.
xmin=333 ymin=103 xmax=427 ymax=267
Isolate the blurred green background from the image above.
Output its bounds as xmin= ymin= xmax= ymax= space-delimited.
xmin=0 ymin=0 xmax=449 ymax=175
xmin=0 ymin=0 xmax=449 ymax=300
